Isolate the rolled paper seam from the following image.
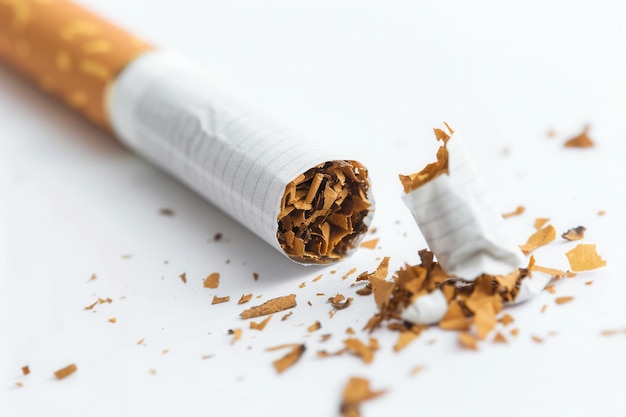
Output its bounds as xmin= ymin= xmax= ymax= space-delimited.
xmin=401 ymin=134 xmax=525 ymax=279
xmin=108 ymin=51 xmax=373 ymax=264
xmin=0 ymin=0 xmax=153 ymax=129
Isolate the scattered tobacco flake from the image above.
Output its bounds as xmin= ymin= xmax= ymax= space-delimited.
xmin=307 ymin=301 xmax=313 ymax=306
xmin=531 ymin=335 xmax=543 ymax=343
xmin=410 ymin=366 xmax=425 ymax=376
xmin=137 ymin=338 xmax=145 ymax=345
xmin=321 ymin=334 xmax=332 ymax=342
xmin=202 ymin=354 xmax=215 ymax=360
xmin=203 ymin=273 xmax=220 ymax=288
xmin=121 ymin=254 xmax=133 ymax=260
xmin=162 ymin=349 xmax=169 ymax=355
xmin=598 ymin=210 xmax=606 ymax=216
xmin=212 ymin=295 xmax=230 ymax=305
xmin=213 ymin=233 xmax=223 ymax=241
xmin=545 ymin=285 xmax=556 ymax=294
xmin=281 ymin=311 xmax=293 ymax=321
xmin=555 ymin=296 xmax=574 ymax=305
xmin=250 ymin=315 xmax=273 ymax=331
xmin=355 ymin=284 xmax=372 ymax=296
xmin=600 ymin=330 xmax=622 ymax=337
xmin=238 ymin=294 xmax=253 ymax=304
xmin=312 ymin=274 xmax=323 ymax=282
xmin=88 ymin=274 xmax=97 ymax=281
xmin=547 ymin=129 xmax=557 ymax=138
xmin=510 ymin=328 xmax=520 ymax=337
xmin=84 ymin=300 xmax=98 ymax=311
xmin=458 ymin=332 xmax=478 ymax=350
xmin=108 ymin=317 xmax=117 ymax=323
xmin=15 ymin=382 xmax=23 ymax=388
xmin=493 ymin=332 xmax=507 ymax=343
xmin=54 ymin=364 xmax=77 ymax=380
xmin=346 ymin=327 xmax=356 ymax=335
xmin=531 ymin=264 xmax=576 ymax=278
xmin=520 ymin=225 xmax=557 ymax=254
xmin=240 ymin=294 xmax=297 ymax=319
xmin=562 ymin=226 xmax=586 ymax=241
xmin=502 ymin=205 xmax=525 ymax=218
xmin=541 ymin=304 xmax=548 ymax=313
xmin=393 ymin=331 xmax=419 ymax=352
xmin=398 ymin=124 xmax=453 ymax=193
xmin=272 ymin=344 xmax=306 ymax=374
xmin=564 ymin=125 xmax=594 ymax=148
xmin=228 ymin=328 xmax=242 ymax=345
xmin=299 ymin=282 xmax=306 ymax=288
xmin=342 ymin=267 xmax=358 ymax=280
xmin=329 ymin=294 xmax=353 ymax=310
xmin=360 ymin=238 xmax=379 ymax=250
xmin=340 ymin=377 xmax=386 ymax=417
xmin=179 ymin=273 xmax=187 ymax=284
xmin=308 ymin=321 xmax=322 ymax=332
xmin=159 ymin=208 xmax=174 ymax=216
xmin=534 ymin=217 xmax=550 ymax=230
xmin=566 ymin=244 xmax=606 ymax=271
xmin=499 ymin=314 xmax=514 ymax=326
xmin=585 ymin=281 xmax=594 ymax=286
xmin=21 ymin=366 xmax=30 ymax=376
xmin=253 ymin=273 xmax=259 ymax=281
xmin=149 ymin=369 xmax=157 ymax=375
xmin=343 ymin=338 xmax=376 ymax=364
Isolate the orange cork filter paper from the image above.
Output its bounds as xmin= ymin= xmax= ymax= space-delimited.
xmin=0 ymin=0 xmax=153 ymax=129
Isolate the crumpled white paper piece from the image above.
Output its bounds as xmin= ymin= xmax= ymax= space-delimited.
xmin=400 ymin=132 xmax=551 ymax=325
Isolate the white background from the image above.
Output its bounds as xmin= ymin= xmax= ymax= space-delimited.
xmin=1 ymin=1 xmax=625 ymax=416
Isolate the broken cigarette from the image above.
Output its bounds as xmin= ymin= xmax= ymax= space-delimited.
xmin=399 ymin=125 xmax=551 ymax=324
xmin=0 ymin=0 xmax=373 ymax=264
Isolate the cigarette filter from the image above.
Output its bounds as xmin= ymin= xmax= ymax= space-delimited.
xmin=0 ymin=0 xmax=373 ymax=264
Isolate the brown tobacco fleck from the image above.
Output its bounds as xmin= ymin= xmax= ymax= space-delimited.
xmin=281 ymin=311 xmax=293 ymax=321
xmin=159 ymin=208 xmax=174 ymax=216
xmin=54 ymin=364 xmax=77 ymax=380
xmin=458 ymin=332 xmax=478 ymax=350
xmin=531 ymin=335 xmax=543 ymax=343
xmin=564 ymin=126 xmax=594 ymax=148
xmin=238 ymin=294 xmax=253 ymax=304
xmin=108 ymin=317 xmax=117 ymax=323
xmin=541 ymin=304 xmax=548 ymax=313
xmin=277 ymin=160 xmax=372 ymax=264
xmin=179 ymin=273 xmax=187 ymax=284
xmin=493 ymin=332 xmax=507 ymax=343
xmin=228 ymin=328 xmax=242 ymax=345
xmin=240 ymin=294 xmax=297 ymax=319
xmin=399 ymin=123 xmax=453 ymax=193
xmin=308 ymin=321 xmax=322 ymax=332
xmin=394 ymin=331 xmax=419 ymax=352
xmin=343 ymin=338 xmax=377 ymax=364
xmin=360 ymin=238 xmax=379 ymax=249
xmin=21 ymin=366 xmax=30 ymax=376
xmin=520 ymin=225 xmax=556 ymax=254
xmin=329 ymin=294 xmax=353 ymax=310
xmin=211 ymin=295 xmax=230 ymax=304
xmin=502 ymin=205 xmax=525 ymax=218
xmin=562 ymin=226 xmax=586 ymax=241
xmin=498 ymin=314 xmax=514 ymax=326
xmin=340 ymin=377 xmax=386 ymax=417
xmin=342 ymin=267 xmax=358 ymax=280
xmin=555 ymin=296 xmax=574 ymax=305
xmin=250 ymin=315 xmax=273 ymax=331
xmin=566 ymin=244 xmax=606 ymax=271
xmin=203 ymin=273 xmax=220 ymax=288
xmin=272 ymin=344 xmax=306 ymax=374
xmin=253 ymin=273 xmax=259 ymax=281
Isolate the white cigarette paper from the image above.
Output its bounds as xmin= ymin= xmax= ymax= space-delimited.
xmin=399 ymin=129 xmax=550 ymax=324
xmin=108 ymin=51 xmax=373 ymax=264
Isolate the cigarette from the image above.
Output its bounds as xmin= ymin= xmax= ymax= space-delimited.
xmin=0 ymin=0 xmax=373 ymax=264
